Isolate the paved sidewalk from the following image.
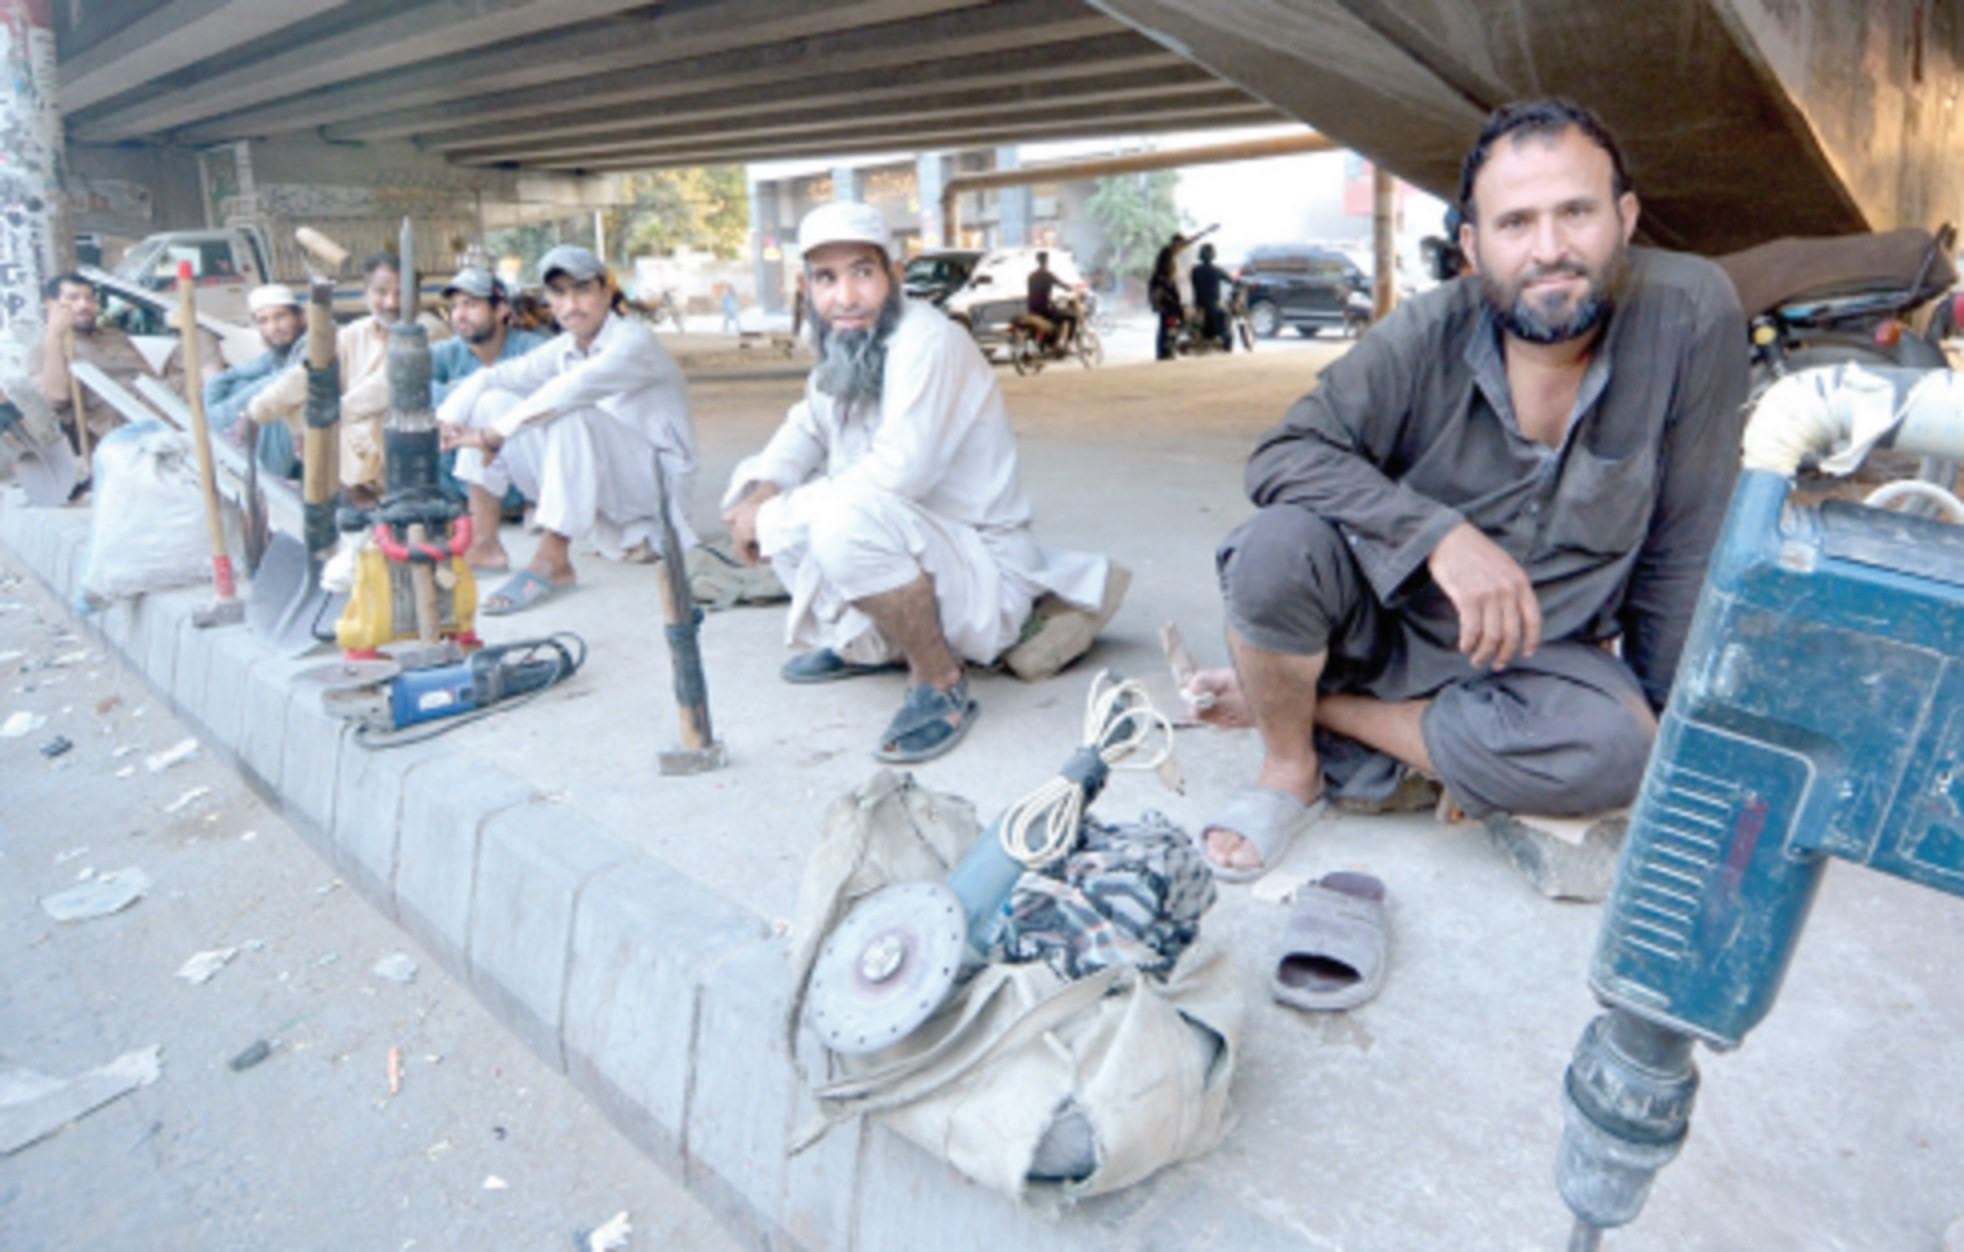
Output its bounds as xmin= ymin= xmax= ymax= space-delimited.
xmin=7 ymin=343 xmax=1961 ymax=1250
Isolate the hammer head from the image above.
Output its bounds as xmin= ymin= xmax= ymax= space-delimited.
xmin=294 ymin=227 xmax=349 ymax=278
xmin=657 ymin=741 xmax=728 ymax=776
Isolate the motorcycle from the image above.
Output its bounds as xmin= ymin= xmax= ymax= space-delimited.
xmin=1006 ymin=291 xmax=1104 ymax=375
xmin=1173 ymin=282 xmax=1256 ymax=356
xmin=1716 ymin=223 xmax=1956 ymax=386
xmin=1716 ymin=223 xmax=1960 ymax=498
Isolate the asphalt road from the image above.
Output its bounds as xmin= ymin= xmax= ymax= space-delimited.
xmin=0 ymin=553 xmax=742 ymax=1252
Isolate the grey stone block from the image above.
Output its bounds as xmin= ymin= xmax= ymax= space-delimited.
xmin=199 ymin=627 xmax=263 ymax=760
xmin=395 ymin=757 xmax=536 ymax=977
xmin=467 ymin=802 xmax=630 ymax=1069
xmin=170 ymin=614 xmax=221 ymax=728
xmin=685 ymin=939 xmax=800 ymax=1231
xmin=781 ymin=1086 xmax=863 ymax=1252
xmin=139 ymin=593 xmax=187 ymax=697
xmin=238 ymin=655 xmax=293 ymax=793
xmin=58 ymin=528 xmax=89 ymax=604
xmin=1483 ymin=814 xmax=1627 ymax=903
xmin=329 ymin=738 xmax=445 ymax=916
xmin=95 ymin=596 xmax=138 ymax=664
xmin=562 ymin=858 xmax=766 ymax=1169
xmin=276 ymin=690 xmax=348 ymax=841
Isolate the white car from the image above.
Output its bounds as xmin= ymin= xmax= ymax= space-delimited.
xmin=940 ymin=246 xmax=1085 ymax=351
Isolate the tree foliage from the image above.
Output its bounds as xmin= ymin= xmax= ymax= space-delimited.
xmin=1086 ymin=171 xmax=1188 ymax=282
xmin=618 ymin=166 xmax=750 ymax=261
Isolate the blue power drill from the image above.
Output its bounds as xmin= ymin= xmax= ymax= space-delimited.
xmin=1558 ymin=365 xmax=1964 ymax=1246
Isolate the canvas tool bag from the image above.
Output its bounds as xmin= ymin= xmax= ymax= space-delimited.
xmin=784 ymin=770 xmax=1242 ymax=1211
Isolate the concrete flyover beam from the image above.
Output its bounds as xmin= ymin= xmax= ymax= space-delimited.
xmin=69 ymin=0 xmax=658 ymax=144
xmin=164 ymin=0 xmax=990 ymax=147
xmin=417 ymin=36 xmax=1188 ymax=156
xmin=443 ymin=66 xmax=1228 ymax=166
xmin=497 ymin=85 xmax=1263 ymax=167
xmin=325 ymin=1 xmax=1121 ymax=145
xmin=57 ymin=0 xmax=345 ymax=114
xmin=522 ymin=101 xmax=1282 ymax=173
xmin=1087 ymin=0 xmax=1872 ymax=253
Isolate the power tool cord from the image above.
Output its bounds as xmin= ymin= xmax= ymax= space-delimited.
xmin=995 ymin=669 xmax=1177 ymax=870
xmin=355 ymin=632 xmax=588 ymax=749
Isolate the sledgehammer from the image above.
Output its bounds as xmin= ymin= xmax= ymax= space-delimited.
xmin=175 ymin=261 xmax=245 ymax=629
xmin=650 ymin=456 xmax=726 ymax=775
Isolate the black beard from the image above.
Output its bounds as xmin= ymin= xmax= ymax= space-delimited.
xmin=810 ymin=293 xmax=903 ymax=410
xmin=1483 ymin=243 xmax=1626 ymax=345
xmin=464 ymin=323 xmax=500 ymax=347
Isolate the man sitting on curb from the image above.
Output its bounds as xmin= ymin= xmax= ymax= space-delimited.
xmin=430 ymin=267 xmax=549 ymax=528
xmin=722 ymin=201 xmax=1123 ymax=765
xmin=31 ymin=273 xmax=158 ymax=458
xmin=438 ymin=245 xmax=697 ymax=615
xmin=205 ymin=284 xmax=308 ymax=465
xmin=247 ymin=251 xmax=450 ymax=498
xmin=1189 ymin=98 xmax=1748 ymax=884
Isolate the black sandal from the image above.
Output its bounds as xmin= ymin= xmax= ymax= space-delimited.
xmin=874 ymin=679 xmax=979 ymax=763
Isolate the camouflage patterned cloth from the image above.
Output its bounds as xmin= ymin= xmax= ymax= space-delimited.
xmin=999 ymin=811 xmax=1216 ymax=982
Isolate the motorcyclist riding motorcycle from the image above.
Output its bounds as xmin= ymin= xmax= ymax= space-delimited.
xmin=1190 ymin=243 xmax=1236 ymax=353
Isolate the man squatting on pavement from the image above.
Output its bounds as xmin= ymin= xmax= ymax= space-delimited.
xmin=721 ymin=201 xmax=1111 ymax=765
xmin=438 ymin=245 xmax=697 ymax=616
xmin=246 ymin=251 xmax=451 ymax=493
xmin=429 ymin=266 xmax=551 ymax=521
xmin=204 ymin=283 xmax=309 ymax=444
xmin=1193 ymin=98 xmax=1750 ymax=880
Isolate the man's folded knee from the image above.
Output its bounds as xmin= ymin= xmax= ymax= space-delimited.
xmin=1217 ymin=506 xmax=1351 ymax=646
xmin=1425 ymin=676 xmax=1655 ymax=818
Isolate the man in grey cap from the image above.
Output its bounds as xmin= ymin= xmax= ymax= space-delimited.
xmin=721 ymin=201 xmax=1119 ymax=764
xmin=205 ymin=283 xmax=309 ymax=472
xmin=431 ymin=267 xmax=549 ymax=528
xmin=438 ymin=244 xmax=697 ymax=612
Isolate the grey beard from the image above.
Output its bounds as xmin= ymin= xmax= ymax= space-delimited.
xmin=810 ymin=294 xmax=902 ymax=410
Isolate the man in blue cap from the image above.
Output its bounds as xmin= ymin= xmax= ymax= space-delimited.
xmin=438 ymin=245 xmax=697 ymax=613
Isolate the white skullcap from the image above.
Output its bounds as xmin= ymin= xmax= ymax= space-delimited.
xmin=797 ymin=201 xmax=892 ymax=257
xmin=247 ymin=284 xmax=301 ymax=313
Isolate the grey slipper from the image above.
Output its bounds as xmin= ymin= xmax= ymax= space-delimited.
xmin=1271 ymin=871 xmax=1388 ymax=1012
xmin=1202 ymin=784 xmax=1327 ymax=882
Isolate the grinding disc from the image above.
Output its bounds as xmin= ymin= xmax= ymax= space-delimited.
xmin=804 ymin=880 xmax=968 ymax=1056
xmin=293 ymin=658 xmax=402 ymax=693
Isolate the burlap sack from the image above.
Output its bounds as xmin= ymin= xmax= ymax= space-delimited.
xmin=785 ymin=770 xmax=1241 ymax=1212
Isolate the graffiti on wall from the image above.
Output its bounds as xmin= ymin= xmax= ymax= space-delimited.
xmin=0 ymin=2 xmax=62 ymax=378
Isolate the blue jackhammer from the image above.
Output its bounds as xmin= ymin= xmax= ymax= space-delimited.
xmin=1558 ymin=365 xmax=1964 ymax=1247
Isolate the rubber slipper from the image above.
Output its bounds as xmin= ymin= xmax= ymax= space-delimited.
xmin=1271 ymin=871 xmax=1388 ymax=1012
xmin=874 ymin=679 xmax=978 ymax=764
xmin=781 ymin=647 xmax=904 ymax=684
xmin=1202 ymin=784 xmax=1327 ymax=882
xmin=480 ymin=568 xmax=571 ymax=616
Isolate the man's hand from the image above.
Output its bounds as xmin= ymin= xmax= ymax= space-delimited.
xmin=720 ymin=480 xmax=779 ymax=565
xmin=440 ymin=424 xmax=503 ymax=458
xmin=43 ymin=302 xmax=75 ymax=344
xmin=1427 ymin=521 xmax=1541 ymax=670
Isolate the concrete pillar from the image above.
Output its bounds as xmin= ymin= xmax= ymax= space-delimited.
xmin=831 ymin=165 xmax=863 ymax=203
xmin=916 ymin=153 xmax=947 ymax=249
xmin=994 ymin=147 xmax=1029 ymax=247
xmin=1372 ymin=164 xmax=1396 ymax=319
xmin=749 ymin=174 xmax=786 ymax=315
xmin=0 ymin=0 xmax=67 ymax=380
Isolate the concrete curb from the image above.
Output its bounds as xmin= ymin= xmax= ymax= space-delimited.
xmin=1 ymin=496 xmax=1245 ymax=1252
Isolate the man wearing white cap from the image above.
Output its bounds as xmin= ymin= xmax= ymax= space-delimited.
xmin=246 ymin=252 xmax=450 ymax=496
xmin=205 ymin=283 xmax=309 ymax=471
xmin=722 ymin=201 xmax=1118 ymax=764
xmin=438 ymin=244 xmax=697 ymax=613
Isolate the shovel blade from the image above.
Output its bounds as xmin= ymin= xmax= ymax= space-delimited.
xmin=245 ymin=532 xmax=340 ymax=657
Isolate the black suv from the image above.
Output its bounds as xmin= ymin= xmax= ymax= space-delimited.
xmin=903 ymin=249 xmax=985 ymax=308
xmin=1237 ymin=244 xmax=1371 ymax=337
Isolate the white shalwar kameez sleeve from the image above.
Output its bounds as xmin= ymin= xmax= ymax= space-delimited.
xmin=441 ymin=312 xmax=698 ymax=553
xmin=723 ymin=300 xmax=1106 ymax=666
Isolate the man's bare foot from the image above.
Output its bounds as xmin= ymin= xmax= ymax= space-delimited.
xmin=1185 ymin=667 xmax=1256 ymax=729
xmin=462 ymin=541 xmax=510 ymax=572
xmin=1204 ymin=766 xmax=1321 ymax=873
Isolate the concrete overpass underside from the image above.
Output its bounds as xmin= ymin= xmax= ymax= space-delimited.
xmin=49 ymin=1 xmax=1964 ymax=254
